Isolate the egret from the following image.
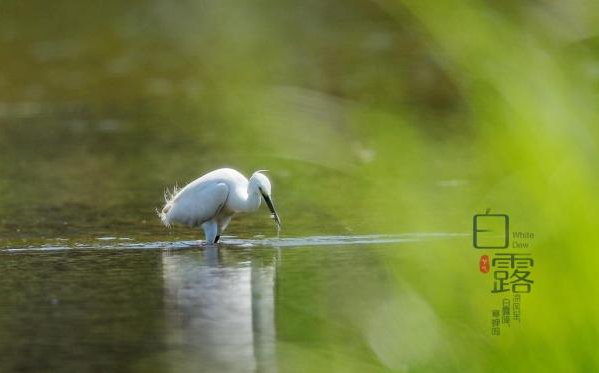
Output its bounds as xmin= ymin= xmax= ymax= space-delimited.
xmin=159 ymin=168 xmax=281 ymax=244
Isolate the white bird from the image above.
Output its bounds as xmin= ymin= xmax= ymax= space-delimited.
xmin=159 ymin=168 xmax=281 ymax=244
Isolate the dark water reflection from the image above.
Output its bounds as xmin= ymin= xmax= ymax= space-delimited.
xmin=0 ymin=241 xmax=416 ymax=372
xmin=0 ymin=250 xmax=166 ymax=372
xmin=0 ymin=232 xmax=466 ymax=372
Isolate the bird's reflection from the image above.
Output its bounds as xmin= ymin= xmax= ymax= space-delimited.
xmin=162 ymin=246 xmax=277 ymax=372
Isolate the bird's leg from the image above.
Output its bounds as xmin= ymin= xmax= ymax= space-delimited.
xmin=201 ymin=220 xmax=218 ymax=245
xmin=215 ymin=215 xmax=232 ymax=244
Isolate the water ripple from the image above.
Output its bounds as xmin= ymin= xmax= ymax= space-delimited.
xmin=3 ymin=232 xmax=469 ymax=253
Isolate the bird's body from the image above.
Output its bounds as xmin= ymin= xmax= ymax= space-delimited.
xmin=159 ymin=168 xmax=280 ymax=244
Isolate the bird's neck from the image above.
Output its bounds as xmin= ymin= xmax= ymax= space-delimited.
xmin=240 ymin=190 xmax=261 ymax=212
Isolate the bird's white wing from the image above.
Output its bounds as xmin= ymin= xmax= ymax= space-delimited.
xmin=161 ymin=182 xmax=229 ymax=227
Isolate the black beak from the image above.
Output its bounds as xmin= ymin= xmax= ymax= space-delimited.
xmin=261 ymin=193 xmax=281 ymax=229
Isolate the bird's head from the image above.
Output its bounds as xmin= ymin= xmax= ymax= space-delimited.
xmin=250 ymin=170 xmax=272 ymax=196
xmin=249 ymin=170 xmax=281 ymax=229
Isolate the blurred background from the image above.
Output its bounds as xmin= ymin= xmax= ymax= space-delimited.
xmin=0 ymin=0 xmax=598 ymax=372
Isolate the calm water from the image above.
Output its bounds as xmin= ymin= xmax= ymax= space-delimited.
xmin=0 ymin=233 xmax=467 ymax=372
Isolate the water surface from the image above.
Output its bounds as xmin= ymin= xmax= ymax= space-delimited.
xmin=0 ymin=233 xmax=468 ymax=372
